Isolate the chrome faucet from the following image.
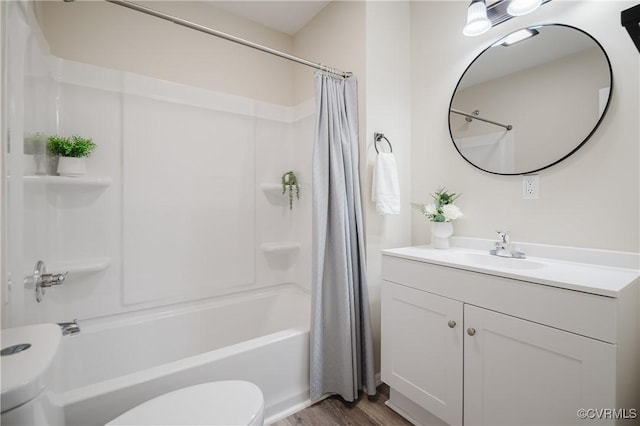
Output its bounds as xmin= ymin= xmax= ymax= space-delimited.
xmin=58 ymin=319 xmax=81 ymax=336
xmin=490 ymin=231 xmax=526 ymax=259
xmin=24 ymin=260 xmax=69 ymax=302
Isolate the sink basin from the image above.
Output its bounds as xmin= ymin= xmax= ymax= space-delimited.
xmin=455 ymin=252 xmax=545 ymax=270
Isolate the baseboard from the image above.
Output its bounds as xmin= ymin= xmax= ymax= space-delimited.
xmin=265 ymin=373 xmax=384 ymax=425
xmin=385 ymin=400 xmax=425 ymax=426
xmin=386 ymin=388 xmax=448 ymax=426
xmin=264 ymin=398 xmax=314 ymax=425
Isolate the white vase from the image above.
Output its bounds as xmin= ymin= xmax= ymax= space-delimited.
xmin=431 ymin=221 xmax=454 ymax=249
xmin=57 ymin=156 xmax=87 ymax=177
xmin=23 ymin=154 xmax=37 ymax=175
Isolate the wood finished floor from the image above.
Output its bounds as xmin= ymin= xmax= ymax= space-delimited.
xmin=271 ymin=385 xmax=413 ymax=426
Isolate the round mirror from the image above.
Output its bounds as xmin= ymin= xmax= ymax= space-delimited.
xmin=448 ymin=24 xmax=612 ymax=175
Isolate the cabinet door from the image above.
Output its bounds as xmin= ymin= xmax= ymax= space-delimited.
xmin=382 ymin=281 xmax=463 ymax=425
xmin=464 ymin=304 xmax=616 ymax=426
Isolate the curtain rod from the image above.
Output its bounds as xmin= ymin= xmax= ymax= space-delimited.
xmin=450 ymin=108 xmax=513 ymax=131
xmin=95 ymin=0 xmax=351 ymax=78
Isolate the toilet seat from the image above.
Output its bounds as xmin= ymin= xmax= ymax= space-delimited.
xmin=106 ymin=381 xmax=264 ymax=426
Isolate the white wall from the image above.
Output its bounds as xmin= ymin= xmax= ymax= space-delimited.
xmin=365 ymin=1 xmax=412 ymax=374
xmin=293 ymin=0 xmax=367 ymax=157
xmin=15 ymin=58 xmax=314 ymax=324
xmin=4 ymin=1 xmax=315 ymax=325
xmin=2 ymin=0 xmax=59 ymax=327
xmin=411 ymin=1 xmax=640 ymax=253
xmin=35 ymin=1 xmax=296 ymax=105
xmin=0 ymin=1 xmax=5 ymax=326
xmin=292 ymin=1 xmax=366 ymax=103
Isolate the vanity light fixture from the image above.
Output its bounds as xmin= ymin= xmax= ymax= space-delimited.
xmin=621 ymin=3 xmax=640 ymax=53
xmin=463 ymin=0 xmax=492 ymax=37
xmin=500 ymin=28 xmax=539 ymax=46
xmin=507 ymin=0 xmax=542 ymax=17
xmin=464 ymin=0 xmax=551 ymax=36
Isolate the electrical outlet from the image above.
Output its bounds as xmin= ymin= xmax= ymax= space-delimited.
xmin=522 ymin=175 xmax=539 ymax=199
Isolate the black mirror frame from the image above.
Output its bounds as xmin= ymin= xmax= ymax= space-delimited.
xmin=448 ymin=23 xmax=614 ymax=176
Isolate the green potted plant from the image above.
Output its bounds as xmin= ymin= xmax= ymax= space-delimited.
xmin=281 ymin=171 xmax=300 ymax=210
xmin=48 ymin=134 xmax=96 ymax=177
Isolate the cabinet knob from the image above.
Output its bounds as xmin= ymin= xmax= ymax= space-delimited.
xmin=467 ymin=328 xmax=476 ymax=336
xmin=448 ymin=320 xmax=456 ymax=328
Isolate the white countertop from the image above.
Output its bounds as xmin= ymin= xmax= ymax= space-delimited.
xmin=382 ymin=245 xmax=640 ymax=297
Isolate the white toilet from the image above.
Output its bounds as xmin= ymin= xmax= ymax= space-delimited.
xmin=1 ymin=324 xmax=264 ymax=426
xmin=1 ymin=324 xmax=66 ymax=426
xmin=106 ymin=381 xmax=264 ymax=426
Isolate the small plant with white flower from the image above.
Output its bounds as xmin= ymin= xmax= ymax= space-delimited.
xmin=412 ymin=188 xmax=463 ymax=222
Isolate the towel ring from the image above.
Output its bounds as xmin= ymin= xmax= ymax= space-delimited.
xmin=374 ymin=133 xmax=393 ymax=154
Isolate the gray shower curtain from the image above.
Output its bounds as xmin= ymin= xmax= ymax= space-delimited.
xmin=310 ymin=71 xmax=376 ymax=402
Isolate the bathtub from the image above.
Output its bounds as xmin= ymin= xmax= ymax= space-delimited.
xmin=60 ymin=284 xmax=310 ymax=426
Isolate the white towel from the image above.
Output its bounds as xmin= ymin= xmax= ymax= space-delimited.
xmin=372 ymin=152 xmax=400 ymax=215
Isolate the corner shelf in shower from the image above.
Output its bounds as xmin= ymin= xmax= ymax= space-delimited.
xmin=48 ymin=257 xmax=112 ymax=275
xmin=260 ymin=183 xmax=286 ymax=205
xmin=261 ymin=242 xmax=300 ymax=255
xmin=260 ymin=183 xmax=282 ymax=193
xmin=260 ymin=182 xmax=302 ymax=206
xmin=23 ymin=175 xmax=112 ymax=188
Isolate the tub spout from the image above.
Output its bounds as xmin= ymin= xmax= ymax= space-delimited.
xmin=58 ymin=319 xmax=81 ymax=336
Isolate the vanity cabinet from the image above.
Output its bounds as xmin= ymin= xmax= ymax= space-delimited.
xmin=463 ymin=304 xmax=615 ymax=425
xmin=382 ymin=283 xmax=463 ymax=425
xmin=381 ymin=248 xmax=639 ymax=426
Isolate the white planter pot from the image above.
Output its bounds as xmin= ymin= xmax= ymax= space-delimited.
xmin=431 ymin=221 xmax=454 ymax=249
xmin=57 ymin=157 xmax=87 ymax=177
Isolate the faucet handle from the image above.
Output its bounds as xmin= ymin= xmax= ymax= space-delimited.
xmin=496 ymin=230 xmax=510 ymax=243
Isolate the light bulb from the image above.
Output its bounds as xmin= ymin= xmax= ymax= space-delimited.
xmin=507 ymin=0 xmax=542 ymax=16
xmin=463 ymin=0 xmax=492 ymax=37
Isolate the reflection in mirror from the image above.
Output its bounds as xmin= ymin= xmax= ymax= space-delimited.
xmin=449 ymin=24 xmax=612 ymax=175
